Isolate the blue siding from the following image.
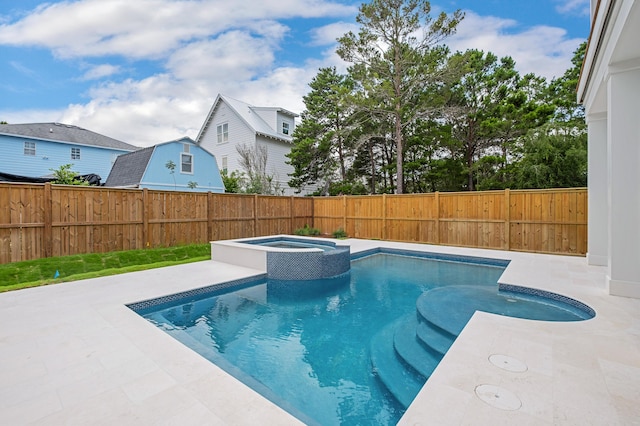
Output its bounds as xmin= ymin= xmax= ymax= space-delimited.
xmin=140 ymin=141 xmax=224 ymax=192
xmin=0 ymin=134 xmax=130 ymax=180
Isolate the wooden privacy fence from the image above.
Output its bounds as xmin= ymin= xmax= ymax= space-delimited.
xmin=0 ymin=183 xmax=313 ymax=264
xmin=313 ymin=188 xmax=587 ymax=255
xmin=0 ymin=183 xmax=586 ymax=264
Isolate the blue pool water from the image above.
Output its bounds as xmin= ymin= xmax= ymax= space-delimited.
xmin=245 ymin=237 xmax=337 ymax=251
xmin=137 ymin=252 xmax=593 ymax=425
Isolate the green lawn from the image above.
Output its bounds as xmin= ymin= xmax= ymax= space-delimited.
xmin=0 ymin=244 xmax=211 ymax=292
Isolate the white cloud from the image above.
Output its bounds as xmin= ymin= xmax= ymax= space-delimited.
xmin=80 ymin=64 xmax=121 ymax=80
xmin=9 ymin=60 xmax=39 ymax=78
xmin=308 ymin=21 xmax=359 ymax=46
xmin=0 ymin=107 xmax=65 ymax=125
xmin=555 ymin=0 xmax=590 ymax=16
xmin=166 ymin=29 xmax=280 ymax=81
xmin=447 ymin=11 xmax=584 ymax=80
xmin=0 ymin=0 xmax=355 ymax=59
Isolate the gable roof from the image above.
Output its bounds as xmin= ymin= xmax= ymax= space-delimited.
xmin=196 ymin=94 xmax=298 ymax=144
xmin=0 ymin=122 xmax=137 ymax=151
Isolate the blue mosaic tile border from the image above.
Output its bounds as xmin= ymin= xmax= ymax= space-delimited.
xmin=499 ymin=283 xmax=596 ymax=318
xmin=126 ymin=273 xmax=267 ymax=314
xmin=266 ymin=247 xmax=350 ymax=280
xmin=351 ymin=247 xmax=511 ymax=268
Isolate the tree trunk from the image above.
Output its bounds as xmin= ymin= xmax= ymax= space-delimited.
xmin=395 ymin=108 xmax=404 ymax=194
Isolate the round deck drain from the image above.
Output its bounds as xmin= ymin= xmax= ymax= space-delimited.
xmin=488 ymin=354 xmax=528 ymax=373
xmin=475 ymin=384 xmax=521 ymax=411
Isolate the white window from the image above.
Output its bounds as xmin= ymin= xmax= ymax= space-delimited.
xmin=183 ymin=143 xmax=190 ymax=153
xmin=221 ymin=156 xmax=228 ymax=173
xmin=181 ymin=153 xmax=193 ymax=173
xmin=24 ymin=141 xmax=36 ymax=156
xmin=282 ymin=122 xmax=290 ymax=135
xmin=217 ymin=123 xmax=228 ymax=144
xmin=71 ymin=147 xmax=81 ymax=160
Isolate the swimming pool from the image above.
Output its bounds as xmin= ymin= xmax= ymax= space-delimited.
xmin=131 ymin=250 xmax=594 ymax=425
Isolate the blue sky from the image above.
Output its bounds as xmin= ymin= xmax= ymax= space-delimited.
xmin=0 ymin=0 xmax=590 ymax=147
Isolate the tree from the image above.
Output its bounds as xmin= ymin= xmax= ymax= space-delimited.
xmin=505 ymin=41 xmax=588 ymax=190
xmin=221 ymin=170 xmax=243 ymax=193
xmin=548 ymin=41 xmax=587 ymax=125
xmin=287 ymin=67 xmax=356 ymax=194
xmin=445 ymin=50 xmax=553 ymax=190
xmin=511 ymin=124 xmax=587 ymax=188
xmin=165 ymin=160 xmax=176 ymax=189
xmin=50 ymin=164 xmax=89 ymax=186
xmin=237 ymin=144 xmax=283 ymax=195
xmin=337 ymin=0 xmax=463 ymax=194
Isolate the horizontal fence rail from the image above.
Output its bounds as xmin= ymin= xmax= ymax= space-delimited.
xmin=0 ymin=183 xmax=586 ymax=264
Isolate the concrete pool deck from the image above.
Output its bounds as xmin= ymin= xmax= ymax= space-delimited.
xmin=0 ymin=239 xmax=638 ymax=425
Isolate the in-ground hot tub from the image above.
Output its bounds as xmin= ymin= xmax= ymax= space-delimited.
xmin=210 ymin=235 xmax=351 ymax=280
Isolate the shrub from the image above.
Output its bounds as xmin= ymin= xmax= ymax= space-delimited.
xmin=294 ymin=224 xmax=321 ymax=236
xmin=332 ymin=228 xmax=347 ymax=239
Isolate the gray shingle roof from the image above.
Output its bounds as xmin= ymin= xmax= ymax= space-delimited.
xmin=104 ymin=146 xmax=155 ymax=187
xmin=0 ymin=122 xmax=137 ymax=151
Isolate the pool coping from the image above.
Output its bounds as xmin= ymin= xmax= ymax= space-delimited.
xmin=0 ymin=238 xmax=638 ymax=424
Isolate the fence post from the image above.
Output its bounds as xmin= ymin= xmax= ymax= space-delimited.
xmin=254 ymin=194 xmax=258 ymax=237
xmin=142 ymin=188 xmax=149 ymax=247
xmin=290 ymin=196 xmax=294 ymax=233
xmin=207 ymin=191 xmax=214 ymax=243
xmin=342 ymin=195 xmax=347 ymax=233
xmin=43 ymin=183 xmax=53 ymax=258
xmin=435 ymin=191 xmax=440 ymax=245
xmin=382 ymin=194 xmax=387 ymax=240
xmin=505 ymin=188 xmax=511 ymax=250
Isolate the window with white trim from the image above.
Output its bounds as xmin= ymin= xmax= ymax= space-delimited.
xmin=282 ymin=122 xmax=290 ymax=135
xmin=24 ymin=141 xmax=36 ymax=156
xmin=71 ymin=147 xmax=81 ymax=160
xmin=217 ymin=123 xmax=228 ymax=144
xmin=183 ymin=143 xmax=190 ymax=153
xmin=181 ymin=153 xmax=193 ymax=173
xmin=221 ymin=156 xmax=228 ymax=173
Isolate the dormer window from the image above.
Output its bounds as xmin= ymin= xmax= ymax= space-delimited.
xmin=282 ymin=122 xmax=290 ymax=135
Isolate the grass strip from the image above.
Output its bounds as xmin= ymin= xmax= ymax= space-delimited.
xmin=0 ymin=244 xmax=210 ymax=292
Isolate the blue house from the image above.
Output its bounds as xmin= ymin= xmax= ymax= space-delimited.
xmin=105 ymin=137 xmax=225 ymax=192
xmin=0 ymin=122 xmax=137 ymax=182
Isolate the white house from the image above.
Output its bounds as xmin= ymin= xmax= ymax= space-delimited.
xmin=577 ymin=0 xmax=640 ymax=298
xmin=196 ymin=94 xmax=302 ymax=195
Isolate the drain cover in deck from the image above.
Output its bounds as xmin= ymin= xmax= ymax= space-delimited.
xmin=475 ymin=384 xmax=521 ymax=411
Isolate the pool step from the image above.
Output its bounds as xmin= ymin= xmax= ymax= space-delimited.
xmin=392 ymin=314 xmax=442 ymax=378
xmin=416 ymin=287 xmax=479 ymax=336
xmin=415 ymin=319 xmax=456 ymax=356
xmin=370 ymin=318 xmax=426 ymax=408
